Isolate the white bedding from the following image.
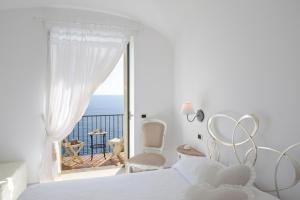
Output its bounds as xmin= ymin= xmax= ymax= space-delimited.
xmin=19 ymin=168 xmax=190 ymax=200
xmin=19 ymin=166 xmax=279 ymax=200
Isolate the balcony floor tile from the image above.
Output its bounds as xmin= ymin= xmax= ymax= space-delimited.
xmin=62 ymin=152 xmax=126 ymax=171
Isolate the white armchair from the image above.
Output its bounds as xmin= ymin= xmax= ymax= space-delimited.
xmin=127 ymin=119 xmax=167 ymax=173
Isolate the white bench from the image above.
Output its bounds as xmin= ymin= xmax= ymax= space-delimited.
xmin=0 ymin=162 xmax=27 ymax=200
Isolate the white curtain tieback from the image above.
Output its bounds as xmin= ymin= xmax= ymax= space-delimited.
xmin=46 ymin=134 xmax=60 ymax=142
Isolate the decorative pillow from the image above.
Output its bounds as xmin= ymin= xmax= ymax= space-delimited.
xmin=173 ymin=157 xmax=224 ymax=184
xmin=185 ymin=184 xmax=255 ymax=200
xmin=213 ymin=164 xmax=256 ymax=187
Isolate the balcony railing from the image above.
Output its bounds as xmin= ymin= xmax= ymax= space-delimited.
xmin=64 ymin=114 xmax=124 ymax=155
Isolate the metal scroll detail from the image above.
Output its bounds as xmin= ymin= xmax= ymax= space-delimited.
xmin=207 ymin=113 xmax=300 ymax=199
xmin=207 ymin=138 xmax=220 ymax=161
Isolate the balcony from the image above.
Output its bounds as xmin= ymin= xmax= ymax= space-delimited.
xmin=61 ymin=114 xmax=125 ymax=171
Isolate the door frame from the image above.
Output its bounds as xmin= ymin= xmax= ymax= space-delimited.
xmin=124 ymin=42 xmax=132 ymax=159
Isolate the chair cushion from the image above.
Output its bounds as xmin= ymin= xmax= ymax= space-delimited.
xmin=143 ymin=122 xmax=165 ymax=148
xmin=128 ymin=153 xmax=166 ymax=167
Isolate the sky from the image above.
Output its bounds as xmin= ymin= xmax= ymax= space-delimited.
xmin=94 ymin=55 xmax=124 ymax=95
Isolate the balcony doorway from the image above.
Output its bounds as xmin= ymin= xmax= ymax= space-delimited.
xmin=59 ymin=46 xmax=131 ymax=178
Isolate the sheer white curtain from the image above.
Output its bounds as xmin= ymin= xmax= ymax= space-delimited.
xmin=40 ymin=24 xmax=131 ymax=181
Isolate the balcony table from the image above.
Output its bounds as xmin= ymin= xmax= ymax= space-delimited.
xmin=88 ymin=130 xmax=107 ymax=160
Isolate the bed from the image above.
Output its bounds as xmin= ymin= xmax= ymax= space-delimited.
xmin=19 ymin=113 xmax=299 ymax=200
xmin=20 ymin=168 xmax=188 ymax=200
xmin=19 ymin=165 xmax=277 ymax=200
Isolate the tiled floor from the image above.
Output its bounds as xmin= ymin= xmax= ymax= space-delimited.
xmin=61 ymin=152 xmax=126 ymax=171
xmin=58 ymin=152 xmax=127 ymax=181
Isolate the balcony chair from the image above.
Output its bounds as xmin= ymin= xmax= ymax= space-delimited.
xmin=108 ymin=138 xmax=124 ymax=164
xmin=62 ymin=139 xmax=85 ymax=164
xmin=127 ymin=119 xmax=167 ymax=173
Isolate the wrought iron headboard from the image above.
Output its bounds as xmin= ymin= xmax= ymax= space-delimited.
xmin=206 ymin=113 xmax=300 ymax=199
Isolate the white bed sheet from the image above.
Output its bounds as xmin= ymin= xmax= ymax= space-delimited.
xmin=19 ymin=167 xmax=279 ymax=200
xmin=19 ymin=168 xmax=190 ymax=200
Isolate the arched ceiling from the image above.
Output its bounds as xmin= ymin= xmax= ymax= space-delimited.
xmin=0 ymin=0 xmax=201 ymax=44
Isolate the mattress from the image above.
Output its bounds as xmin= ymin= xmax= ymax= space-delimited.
xmin=19 ymin=168 xmax=189 ymax=200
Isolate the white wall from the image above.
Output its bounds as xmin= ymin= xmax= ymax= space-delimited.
xmin=173 ymin=1 xmax=300 ymax=199
xmin=0 ymin=7 xmax=174 ymax=183
xmin=134 ymin=27 xmax=175 ymax=165
xmin=0 ymin=8 xmax=47 ymax=184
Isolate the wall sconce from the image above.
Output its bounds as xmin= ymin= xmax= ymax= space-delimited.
xmin=181 ymin=102 xmax=205 ymax=122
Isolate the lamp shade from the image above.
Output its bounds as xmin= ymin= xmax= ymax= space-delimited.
xmin=181 ymin=102 xmax=195 ymax=115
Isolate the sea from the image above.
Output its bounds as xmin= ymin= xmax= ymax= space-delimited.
xmin=84 ymin=95 xmax=124 ymax=116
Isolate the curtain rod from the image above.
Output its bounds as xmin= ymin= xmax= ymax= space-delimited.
xmin=33 ymin=16 xmax=142 ymax=32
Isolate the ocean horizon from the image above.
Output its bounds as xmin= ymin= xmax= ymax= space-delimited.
xmin=84 ymin=95 xmax=124 ymax=116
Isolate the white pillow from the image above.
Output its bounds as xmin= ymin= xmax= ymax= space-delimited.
xmin=185 ymin=184 xmax=255 ymax=200
xmin=213 ymin=164 xmax=256 ymax=187
xmin=173 ymin=157 xmax=224 ymax=184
